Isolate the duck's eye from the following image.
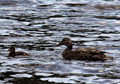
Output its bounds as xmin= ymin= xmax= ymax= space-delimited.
xmin=62 ymin=39 xmax=66 ymax=42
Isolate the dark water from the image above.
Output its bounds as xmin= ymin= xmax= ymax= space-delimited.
xmin=0 ymin=0 xmax=120 ymax=84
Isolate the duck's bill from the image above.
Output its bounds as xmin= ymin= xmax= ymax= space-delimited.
xmin=55 ymin=44 xmax=60 ymax=47
xmin=55 ymin=42 xmax=63 ymax=47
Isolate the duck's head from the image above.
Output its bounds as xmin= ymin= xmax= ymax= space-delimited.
xmin=8 ymin=46 xmax=15 ymax=53
xmin=56 ymin=37 xmax=72 ymax=49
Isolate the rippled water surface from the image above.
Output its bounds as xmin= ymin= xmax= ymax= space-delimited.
xmin=0 ymin=0 xmax=120 ymax=84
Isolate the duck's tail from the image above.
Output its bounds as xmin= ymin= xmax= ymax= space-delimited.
xmin=103 ymin=55 xmax=114 ymax=60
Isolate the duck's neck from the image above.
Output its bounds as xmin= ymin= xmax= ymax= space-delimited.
xmin=67 ymin=45 xmax=72 ymax=50
xmin=9 ymin=52 xmax=15 ymax=57
xmin=62 ymin=45 xmax=72 ymax=56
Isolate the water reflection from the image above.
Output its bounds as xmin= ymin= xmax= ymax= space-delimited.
xmin=0 ymin=0 xmax=120 ymax=84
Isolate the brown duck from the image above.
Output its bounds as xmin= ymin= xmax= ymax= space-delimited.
xmin=8 ymin=46 xmax=29 ymax=57
xmin=56 ymin=37 xmax=113 ymax=61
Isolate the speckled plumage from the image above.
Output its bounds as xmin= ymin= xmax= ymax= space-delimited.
xmin=8 ymin=46 xmax=29 ymax=57
xmin=56 ymin=37 xmax=113 ymax=61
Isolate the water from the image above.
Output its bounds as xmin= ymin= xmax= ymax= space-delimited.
xmin=0 ymin=0 xmax=120 ymax=84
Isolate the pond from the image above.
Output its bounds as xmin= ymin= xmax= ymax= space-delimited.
xmin=0 ymin=0 xmax=120 ymax=84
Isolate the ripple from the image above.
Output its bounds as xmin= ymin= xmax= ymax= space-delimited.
xmin=10 ymin=73 xmax=32 ymax=78
xmin=94 ymin=4 xmax=120 ymax=10
xmin=35 ymin=73 xmax=53 ymax=77
xmin=40 ymin=77 xmax=76 ymax=84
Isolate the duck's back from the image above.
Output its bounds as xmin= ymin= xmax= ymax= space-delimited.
xmin=62 ymin=48 xmax=113 ymax=61
xmin=15 ymin=51 xmax=29 ymax=56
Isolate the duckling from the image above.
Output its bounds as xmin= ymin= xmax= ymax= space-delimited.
xmin=56 ymin=37 xmax=113 ymax=61
xmin=8 ymin=46 xmax=29 ymax=57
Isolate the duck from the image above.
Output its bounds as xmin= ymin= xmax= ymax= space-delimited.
xmin=8 ymin=46 xmax=29 ymax=57
xmin=56 ymin=37 xmax=113 ymax=61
